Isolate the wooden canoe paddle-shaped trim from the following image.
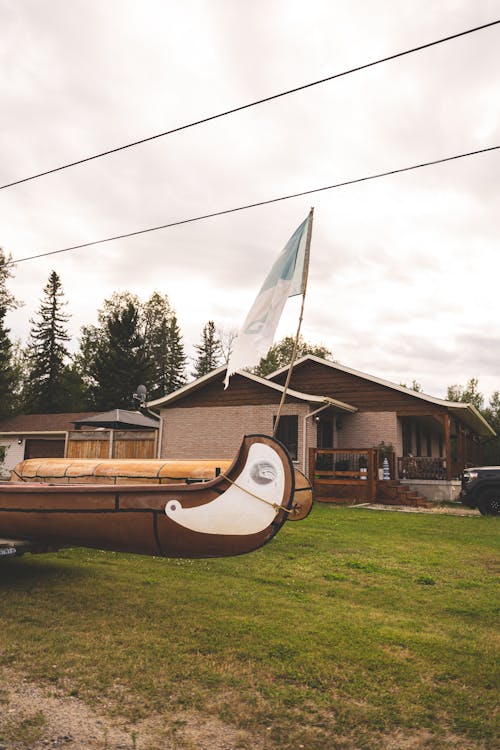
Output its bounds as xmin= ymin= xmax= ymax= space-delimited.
xmin=0 ymin=435 xmax=297 ymax=559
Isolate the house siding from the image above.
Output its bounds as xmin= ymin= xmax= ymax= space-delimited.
xmin=337 ymin=412 xmax=399 ymax=452
xmin=160 ymin=403 xmax=311 ymax=464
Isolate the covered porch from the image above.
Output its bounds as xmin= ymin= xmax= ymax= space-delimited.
xmin=308 ymin=446 xmax=429 ymax=506
xmin=397 ymin=409 xmax=486 ymax=481
xmin=307 ymin=405 xmax=494 ymax=505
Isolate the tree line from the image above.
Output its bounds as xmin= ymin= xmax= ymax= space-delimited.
xmin=1 ymin=249 xmax=498 ymax=463
xmin=0 ymin=250 xmax=331 ymax=418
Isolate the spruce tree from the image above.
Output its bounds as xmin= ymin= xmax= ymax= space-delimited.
xmin=192 ymin=320 xmax=222 ymax=379
xmin=89 ymin=300 xmax=153 ymax=410
xmin=143 ymin=292 xmax=186 ymax=398
xmin=23 ymin=271 xmax=72 ymax=413
xmin=162 ymin=314 xmax=187 ymax=394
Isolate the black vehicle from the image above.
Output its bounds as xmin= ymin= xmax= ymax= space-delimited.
xmin=460 ymin=466 xmax=500 ymax=516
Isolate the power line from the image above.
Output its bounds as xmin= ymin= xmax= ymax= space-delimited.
xmin=1 ymin=19 xmax=499 ymax=191
xmin=7 ymin=144 xmax=498 ymax=267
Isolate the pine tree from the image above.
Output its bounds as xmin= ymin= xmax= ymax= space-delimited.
xmin=163 ymin=314 xmax=187 ymax=393
xmin=22 ymin=271 xmax=72 ymax=413
xmin=192 ymin=320 xmax=222 ymax=379
xmin=88 ymin=300 xmax=153 ymax=410
xmin=0 ymin=249 xmax=22 ymax=417
xmin=143 ymin=292 xmax=186 ymax=398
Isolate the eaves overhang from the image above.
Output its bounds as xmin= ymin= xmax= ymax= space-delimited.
xmin=0 ymin=431 xmax=67 ymax=438
xmin=446 ymin=403 xmax=496 ymax=438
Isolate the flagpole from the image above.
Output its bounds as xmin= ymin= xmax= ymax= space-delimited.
xmin=273 ymin=207 xmax=314 ymax=438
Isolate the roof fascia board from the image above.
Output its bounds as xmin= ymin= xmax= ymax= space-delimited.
xmin=0 ymin=431 xmax=67 ymax=437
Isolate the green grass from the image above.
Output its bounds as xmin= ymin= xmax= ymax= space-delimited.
xmin=0 ymin=506 xmax=498 ymax=749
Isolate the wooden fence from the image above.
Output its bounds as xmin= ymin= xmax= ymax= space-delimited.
xmin=66 ymin=430 xmax=157 ymax=460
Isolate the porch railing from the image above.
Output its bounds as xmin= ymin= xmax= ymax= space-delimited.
xmin=397 ymin=456 xmax=447 ymax=480
xmin=309 ymin=448 xmax=378 ymax=502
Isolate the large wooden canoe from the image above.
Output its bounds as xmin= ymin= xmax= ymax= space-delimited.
xmin=0 ymin=435 xmax=312 ymax=559
xmin=9 ymin=454 xmax=313 ymax=522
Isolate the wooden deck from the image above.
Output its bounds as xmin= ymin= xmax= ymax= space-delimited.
xmin=310 ymin=448 xmax=378 ymax=504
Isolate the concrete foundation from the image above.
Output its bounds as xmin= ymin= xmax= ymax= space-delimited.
xmin=400 ymin=479 xmax=462 ymax=503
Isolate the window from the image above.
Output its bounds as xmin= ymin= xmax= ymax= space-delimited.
xmin=273 ymin=415 xmax=298 ymax=460
xmin=317 ymin=417 xmax=334 ymax=448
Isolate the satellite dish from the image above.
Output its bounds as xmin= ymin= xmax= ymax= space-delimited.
xmin=133 ymin=384 xmax=147 ymax=405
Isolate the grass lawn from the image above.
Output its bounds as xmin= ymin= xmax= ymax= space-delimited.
xmin=0 ymin=506 xmax=498 ymax=749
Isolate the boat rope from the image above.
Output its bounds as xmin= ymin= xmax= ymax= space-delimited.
xmin=219 ymin=474 xmax=293 ymax=514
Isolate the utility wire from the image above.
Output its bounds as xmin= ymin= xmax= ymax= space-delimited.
xmin=1 ymin=19 xmax=499 ymax=191
xmin=7 ymin=145 xmax=499 ymax=267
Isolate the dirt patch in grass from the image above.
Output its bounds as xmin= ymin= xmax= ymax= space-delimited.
xmin=1 ymin=668 xmax=493 ymax=750
xmin=381 ymin=729 xmax=491 ymax=750
xmin=355 ymin=503 xmax=480 ymax=516
xmin=0 ymin=668 xmax=266 ymax=750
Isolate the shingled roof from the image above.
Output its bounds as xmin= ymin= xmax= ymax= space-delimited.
xmin=73 ymin=409 xmax=159 ymax=429
xmin=0 ymin=412 xmax=100 ymax=434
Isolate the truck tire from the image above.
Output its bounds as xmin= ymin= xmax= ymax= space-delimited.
xmin=477 ymin=488 xmax=500 ymax=516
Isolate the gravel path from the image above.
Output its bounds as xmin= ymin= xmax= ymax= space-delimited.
xmin=352 ymin=503 xmax=481 ymax=516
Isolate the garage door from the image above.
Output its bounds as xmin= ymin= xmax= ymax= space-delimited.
xmin=24 ymin=439 xmax=65 ymax=459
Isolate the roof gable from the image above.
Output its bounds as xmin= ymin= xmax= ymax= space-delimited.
xmin=148 ymin=366 xmax=355 ymax=412
xmin=268 ymin=356 xmax=495 ymax=437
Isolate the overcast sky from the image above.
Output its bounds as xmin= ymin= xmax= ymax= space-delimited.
xmin=1 ymin=0 xmax=499 ymax=403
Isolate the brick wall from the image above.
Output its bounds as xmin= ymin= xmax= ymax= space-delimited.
xmin=159 ymin=406 xmax=403 ymax=475
xmin=337 ymin=411 xmax=399 ymax=451
xmin=160 ymin=403 xmax=310 ymax=466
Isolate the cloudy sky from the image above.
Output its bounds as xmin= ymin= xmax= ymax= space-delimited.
xmin=1 ymin=0 xmax=499 ymax=402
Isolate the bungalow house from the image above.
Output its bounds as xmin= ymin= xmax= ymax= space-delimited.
xmin=148 ymin=356 xmax=495 ymax=503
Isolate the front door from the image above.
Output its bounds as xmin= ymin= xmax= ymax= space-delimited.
xmin=317 ymin=416 xmax=334 ymax=449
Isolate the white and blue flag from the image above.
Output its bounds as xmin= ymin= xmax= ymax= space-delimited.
xmin=224 ymin=212 xmax=312 ymax=389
